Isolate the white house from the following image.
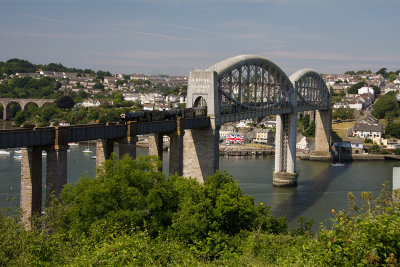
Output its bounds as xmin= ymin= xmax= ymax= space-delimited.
xmin=358 ymin=87 xmax=374 ymax=95
xmin=353 ymin=123 xmax=383 ymax=139
xmin=333 ymin=102 xmax=350 ymax=109
xmin=296 ymin=136 xmax=309 ymax=150
xmin=81 ymin=99 xmax=101 ymax=107
xmin=165 ymin=94 xmax=179 ymax=103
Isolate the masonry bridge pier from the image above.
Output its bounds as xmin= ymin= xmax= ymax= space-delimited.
xmin=0 ymin=54 xmax=332 ymax=228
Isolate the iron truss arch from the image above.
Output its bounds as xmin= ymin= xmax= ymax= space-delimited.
xmin=290 ymin=69 xmax=330 ymax=112
xmin=207 ymin=55 xmax=295 ymax=116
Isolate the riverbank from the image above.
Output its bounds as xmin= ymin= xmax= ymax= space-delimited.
xmin=219 ymin=144 xmax=274 ymax=157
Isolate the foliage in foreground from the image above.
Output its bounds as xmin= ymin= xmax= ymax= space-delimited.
xmin=1 ymin=156 xmax=400 ymax=266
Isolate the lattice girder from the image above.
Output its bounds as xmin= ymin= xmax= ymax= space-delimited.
xmin=290 ymin=69 xmax=330 ymax=111
xmin=207 ymin=55 xmax=295 ymax=115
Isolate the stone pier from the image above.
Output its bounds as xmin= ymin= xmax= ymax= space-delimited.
xmin=310 ymin=109 xmax=332 ymax=161
xmin=119 ymin=121 xmax=138 ymax=159
xmin=169 ymin=118 xmax=184 ymax=176
xmin=45 ymin=145 xmax=68 ymax=201
xmin=96 ymin=139 xmax=114 ymax=167
xmin=273 ymin=114 xmax=298 ymax=187
xmin=21 ymin=146 xmax=42 ymax=229
xmin=45 ymin=126 xmax=68 ymax=201
xmin=182 ymin=127 xmax=219 ymax=183
xmin=149 ymin=133 xmax=164 ymax=160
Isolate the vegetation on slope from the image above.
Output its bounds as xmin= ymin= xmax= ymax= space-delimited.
xmin=0 ymin=155 xmax=398 ymax=266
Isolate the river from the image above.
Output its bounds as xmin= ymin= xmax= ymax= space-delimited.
xmin=0 ymin=143 xmax=398 ymax=231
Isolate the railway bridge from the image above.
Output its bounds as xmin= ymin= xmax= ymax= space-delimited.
xmin=0 ymin=54 xmax=331 ymax=228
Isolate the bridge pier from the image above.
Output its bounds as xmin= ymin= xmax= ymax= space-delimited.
xmin=183 ymin=127 xmax=219 ymax=183
xmin=169 ymin=118 xmax=184 ymax=176
xmin=21 ymin=147 xmax=42 ymax=229
xmin=45 ymin=145 xmax=68 ymax=201
xmin=310 ymin=109 xmax=332 ymax=161
xmin=119 ymin=121 xmax=138 ymax=159
xmin=149 ymin=133 xmax=164 ymax=171
xmin=96 ymin=139 xmax=114 ymax=167
xmin=273 ymin=114 xmax=298 ymax=187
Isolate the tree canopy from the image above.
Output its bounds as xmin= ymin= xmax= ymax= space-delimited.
xmin=371 ymin=92 xmax=399 ymax=119
xmin=347 ymin=81 xmax=366 ymax=94
xmin=332 ymin=107 xmax=354 ymax=120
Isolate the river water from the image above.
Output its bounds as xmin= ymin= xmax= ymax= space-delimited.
xmin=0 ymin=143 xmax=398 ymax=231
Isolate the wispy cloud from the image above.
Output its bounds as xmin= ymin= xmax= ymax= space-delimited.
xmin=90 ymin=50 xmax=215 ymax=60
xmin=22 ymin=14 xmax=74 ymax=25
xmin=266 ymin=50 xmax=400 ymax=63
xmin=0 ymin=31 xmax=100 ymax=39
xmin=113 ymin=28 xmax=193 ymax=41
xmin=166 ymin=24 xmax=222 ymax=35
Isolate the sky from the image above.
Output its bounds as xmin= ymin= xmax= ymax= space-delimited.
xmin=0 ymin=0 xmax=399 ymax=76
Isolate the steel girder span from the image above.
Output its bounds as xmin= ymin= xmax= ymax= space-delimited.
xmin=290 ymin=69 xmax=331 ymax=113
xmin=187 ymin=55 xmax=330 ymax=125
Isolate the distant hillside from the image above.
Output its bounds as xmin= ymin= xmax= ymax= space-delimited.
xmin=0 ymin=58 xmax=111 ymax=77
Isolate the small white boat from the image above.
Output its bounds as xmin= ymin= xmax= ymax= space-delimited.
xmin=68 ymin=142 xmax=79 ymax=146
xmin=83 ymin=141 xmax=92 ymax=154
xmin=42 ymin=151 xmax=47 ymax=156
xmin=0 ymin=149 xmax=10 ymax=155
xmin=14 ymin=149 xmax=22 ymax=154
xmin=83 ymin=148 xmax=93 ymax=154
xmin=331 ymin=150 xmax=345 ymax=167
xmin=91 ymin=155 xmax=96 ymax=159
xmin=13 ymin=155 xmax=22 ymax=159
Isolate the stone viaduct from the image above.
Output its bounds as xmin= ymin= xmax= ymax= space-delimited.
xmin=0 ymin=98 xmax=55 ymax=120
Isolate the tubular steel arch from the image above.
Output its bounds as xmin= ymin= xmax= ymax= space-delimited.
xmin=207 ymin=55 xmax=295 ymax=116
xmin=290 ymin=69 xmax=330 ymax=111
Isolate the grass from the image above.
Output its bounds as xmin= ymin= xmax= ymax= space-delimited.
xmin=331 ymin=121 xmax=356 ymax=139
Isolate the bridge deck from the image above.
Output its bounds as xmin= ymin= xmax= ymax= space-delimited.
xmin=0 ymin=117 xmax=210 ymax=149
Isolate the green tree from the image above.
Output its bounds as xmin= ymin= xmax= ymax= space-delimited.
xmin=303 ymin=121 xmax=315 ymax=137
xmin=13 ymin=110 xmax=26 ymax=127
xmin=371 ymin=92 xmax=399 ymax=119
xmin=385 ymin=121 xmax=400 ymax=138
xmin=332 ymin=107 xmax=354 ymax=120
xmin=347 ymin=81 xmax=366 ymax=94
xmin=57 ymin=96 xmax=75 ymax=109
xmin=345 ymin=71 xmax=355 ymax=75
xmin=389 ymin=73 xmax=397 ymax=82
xmin=376 ymin=67 xmax=387 ymax=77
xmin=92 ymin=82 xmax=104 ymax=90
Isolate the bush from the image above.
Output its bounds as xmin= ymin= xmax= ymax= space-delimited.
xmin=364 ymin=138 xmax=373 ymax=144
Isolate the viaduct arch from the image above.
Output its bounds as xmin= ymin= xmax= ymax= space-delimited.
xmin=0 ymin=98 xmax=55 ymax=120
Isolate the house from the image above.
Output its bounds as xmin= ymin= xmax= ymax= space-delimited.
xmin=334 ymin=140 xmax=365 ymax=155
xmin=262 ymin=118 xmax=276 ymax=128
xmin=236 ymin=119 xmax=253 ymax=128
xmin=296 ymin=136 xmax=309 ymax=151
xmin=353 ymin=123 xmax=383 ymax=139
xmin=165 ymin=94 xmax=179 ymax=103
xmin=359 ymin=115 xmax=378 ymax=125
xmin=81 ymin=99 xmax=101 ymax=107
xmin=253 ymin=128 xmax=274 ymax=144
xmin=220 ymin=125 xmax=238 ymax=140
xmin=333 ymin=101 xmax=350 ymax=109
xmin=358 ymin=87 xmax=374 ymax=95
xmin=143 ymin=103 xmax=155 ymax=111
xmin=381 ymin=139 xmax=400 ymax=149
